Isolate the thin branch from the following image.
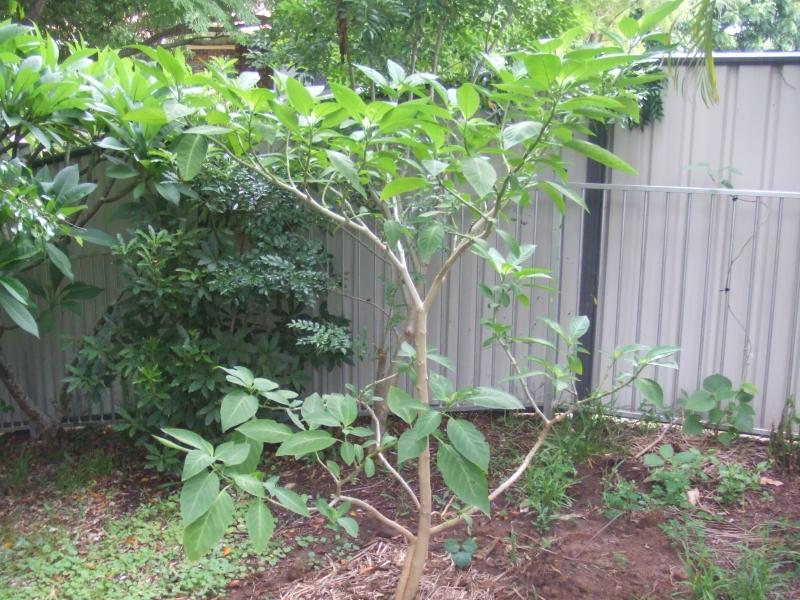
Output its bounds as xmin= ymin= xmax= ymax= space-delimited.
xmin=338 ymin=495 xmax=416 ymax=540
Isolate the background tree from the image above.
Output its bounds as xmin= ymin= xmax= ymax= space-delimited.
xmin=2 ymin=0 xmax=261 ymax=47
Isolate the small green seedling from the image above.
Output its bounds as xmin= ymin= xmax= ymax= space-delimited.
xmin=444 ymin=538 xmax=478 ymax=569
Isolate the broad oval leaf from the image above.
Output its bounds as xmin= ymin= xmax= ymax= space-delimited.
xmin=387 ymin=386 xmax=429 ymax=424
xmin=462 ymin=157 xmax=496 ymax=199
xmin=456 ymin=83 xmax=480 ymax=119
xmin=174 ymin=134 xmax=208 ymax=181
xmin=565 ymin=139 xmax=637 ymax=175
xmin=634 ymin=378 xmax=664 ymax=408
xmin=182 ymin=450 xmax=215 ymax=481
xmin=437 ymin=443 xmax=490 ymax=515
xmin=236 ymin=419 xmax=292 ymax=443
xmin=181 ymin=470 xmax=220 ymax=526
xmin=246 ymin=500 xmax=275 ymax=552
xmin=276 ymin=430 xmax=336 ymax=457
xmin=447 ymin=419 xmax=490 ymax=472
xmin=501 ymin=121 xmax=542 ymax=149
xmin=0 ymin=290 xmax=38 ymax=337
xmin=381 ymin=177 xmax=429 ymax=200
xmin=418 ymin=223 xmax=444 ymax=263
xmin=162 ymin=428 xmax=214 ymax=454
xmin=214 ymin=441 xmax=251 ymax=466
xmin=221 ymin=390 xmax=259 ymax=432
xmin=183 ymin=489 xmax=234 ymax=560
xmin=464 ymin=387 xmax=524 ymax=410
xmin=397 ymin=428 xmax=427 ymax=464
xmin=684 ymin=389 xmax=716 ymax=412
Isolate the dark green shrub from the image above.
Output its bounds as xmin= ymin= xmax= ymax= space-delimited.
xmin=65 ymin=157 xmax=350 ymax=465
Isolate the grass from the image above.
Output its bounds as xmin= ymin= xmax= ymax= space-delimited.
xmin=662 ymin=516 xmax=800 ymax=600
xmin=0 ymin=495 xmax=292 ymax=600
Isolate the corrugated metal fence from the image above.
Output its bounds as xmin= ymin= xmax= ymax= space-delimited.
xmin=3 ymin=55 xmax=800 ymax=433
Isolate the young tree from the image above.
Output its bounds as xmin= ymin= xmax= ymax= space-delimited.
xmin=151 ymin=4 xmax=682 ymax=598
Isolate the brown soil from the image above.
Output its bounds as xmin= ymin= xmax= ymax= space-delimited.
xmin=221 ymin=418 xmax=800 ymax=600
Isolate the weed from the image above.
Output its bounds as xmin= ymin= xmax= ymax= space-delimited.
xmin=711 ymin=459 xmax=767 ymax=506
xmin=602 ymin=475 xmax=651 ymax=518
xmin=612 ymin=551 xmax=629 ymax=567
xmin=444 ymin=537 xmax=477 ymax=569
xmin=643 ymin=444 xmax=708 ymax=507
xmin=519 ymin=444 xmax=576 ymax=532
xmin=769 ymin=397 xmax=800 ymax=474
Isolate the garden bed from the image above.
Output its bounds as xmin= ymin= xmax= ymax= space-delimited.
xmin=1 ymin=415 xmax=798 ymax=599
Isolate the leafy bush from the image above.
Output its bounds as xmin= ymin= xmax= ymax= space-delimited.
xmin=681 ymin=374 xmax=758 ymax=443
xmin=643 ymin=444 xmax=709 ymax=506
xmin=66 ymin=157 xmax=350 ymax=461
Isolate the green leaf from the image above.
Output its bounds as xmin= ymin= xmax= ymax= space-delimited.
xmin=702 ymin=374 xmax=732 ymax=394
xmin=181 ymin=471 xmax=220 ymax=526
xmin=266 ymin=479 xmax=310 ymax=516
xmin=539 ymin=180 xmax=586 ymax=213
xmin=501 ymin=121 xmax=542 ymax=149
xmin=413 ymin=410 xmax=442 ymax=437
xmin=618 ymin=16 xmax=639 ymax=37
xmin=174 ymin=134 xmax=208 ymax=181
xmin=418 ymin=223 xmax=444 ymax=262
xmin=635 ymin=378 xmax=664 ymax=408
xmin=95 ymin=136 xmax=128 ymax=151
xmin=284 ymin=77 xmax=314 ymax=115
xmin=162 ymin=428 xmax=214 ymax=454
xmin=123 ymin=106 xmax=168 ymax=125
xmin=683 ymin=413 xmax=705 ymax=435
xmin=565 ymin=140 xmax=637 ymax=175
xmin=0 ymin=290 xmax=38 ymax=337
xmin=234 ymin=474 xmax=266 ymax=498
xmin=155 ymin=182 xmax=180 ymax=205
xmin=381 ymin=177 xmax=429 ymax=200
xmin=214 ymin=441 xmax=250 ymax=466
xmin=437 ymin=443 xmax=490 ymax=515
xmin=276 ymin=430 xmax=336 ymax=457
xmin=105 ymin=163 xmax=138 ymax=179
xmin=397 ymin=429 xmax=426 ymax=464
xmin=328 ymin=394 xmax=358 ymax=427
xmin=447 ymin=419 xmax=490 ymax=472
xmin=75 ymin=227 xmax=117 ymax=247
xmin=246 ymin=501 xmax=275 ymax=552
xmin=642 ymin=453 xmax=664 ymax=467
xmin=182 ymin=450 xmax=215 ymax=481
xmin=523 ymin=53 xmax=561 ymax=89
xmin=327 ymin=150 xmax=361 ymax=190
xmin=236 ymin=419 xmax=292 ymax=443
xmin=387 ymin=386 xmax=429 ymax=424
xmin=638 ymin=0 xmax=682 ymax=32
xmin=183 ymin=489 xmax=234 ymax=560
xmin=330 ymin=82 xmax=366 ymax=118
xmin=384 ymin=220 xmax=404 ymax=249
xmin=464 ymin=387 xmax=524 ymax=410
xmin=183 ymin=125 xmax=233 ymax=135
xmin=462 ymin=157 xmax=496 ymax=199
xmin=0 ymin=277 xmax=27 ymax=304
xmin=221 ymin=390 xmax=259 ymax=432
xmin=337 ymin=516 xmax=359 ymax=538
xmin=685 ymin=390 xmax=716 ymax=412
xmin=456 ymin=83 xmax=480 ymax=119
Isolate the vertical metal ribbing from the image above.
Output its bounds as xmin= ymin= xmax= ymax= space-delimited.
xmin=784 ymin=211 xmax=800 ymax=403
xmin=697 ymin=195 xmax=717 ymax=389
xmin=741 ymin=197 xmax=763 ymax=382
xmin=759 ymin=197 xmax=783 ymax=429
xmin=656 ymin=192 xmax=670 ymax=379
xmin=509 ymin=201 xmax=523 ymax=392
xmin=456 ymin=208 xmax=465 ymax=389
xmin=473 ymin=215 xmax=484 ymax=388
xmin=632 ymin=191 xmax=650 ymax=411
xmin=544 ymin=204 xmax=564 ymax=416
xmin=612 ymin=191 xmax=627 ymax=405
xmin=595 ymin=188 xmax=612 ymax=390
xmin=719 ymin=194 xmax=738 ymax=374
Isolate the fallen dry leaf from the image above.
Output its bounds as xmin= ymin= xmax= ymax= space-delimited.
xmin=760 ymin=476 xmax=784 ymax=487
xmin=687 ymin=489 xmax=700 ymax=506
xmin=223 ymin=546 xmax=233 ymax=556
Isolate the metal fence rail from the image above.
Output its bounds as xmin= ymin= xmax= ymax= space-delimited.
xmin=2 ymin=183 xmax=799 ymax=434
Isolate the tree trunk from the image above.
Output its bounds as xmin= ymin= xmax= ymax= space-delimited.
xmin=0 ymin=349 xmax=59 ymax=438
xmin=395 ymin=310 xmax=432 ymax=599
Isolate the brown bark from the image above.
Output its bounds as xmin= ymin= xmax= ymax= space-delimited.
xmin=0 ymin=349 xmax=58 ymax=438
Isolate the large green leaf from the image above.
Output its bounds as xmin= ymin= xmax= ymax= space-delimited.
xmin=246 ymin=500 xmax=275 ymax=552
xmin=501 ymin=121 xmax=542 ymax=149
xmin=181 ymin=450 xmax=215 ymax=481
xmin=462 ymin=157 xmax=496 ymax=199
xmin=437 ymin=443 xmax=490 ymax=515
xmin=381 ymin=177 xmax=429 ymax=200
xmin=162 ymin=428 xmax=214 ymax=454
xmin=418 ymin=223 xmax=444 ymax=263
xmin=183 ymin=489 xmax=234 ymax=560
xmin=456 ymin=83 xmax=480 ymax=119
xmin=123 ymin=106 xmax=168 ymax=125
xmin=275 ymin=430 xmax=336 ymax=457
xmin=634 ymin=378 xmax=664 ymax=408
xmin=397 ymin=428 xmax=426 ymax=464
xmin=565 ymin=139 xmax=637 ymax=175
xmin=447 ymin=418 xmax=490 ymax=472
xmin=236 ymin=419 xmax=292 ymax=443
xmin=266 ymin=478 xmax=310 ymax=516
xmin=214 ymin=441 xmax=251 ymax=466
xmin=387 ymin=386 xmax=429 ymax=424
xmin=45 ymin=243 xmax=73 ymax=281
xmin=0 ymin=289 xmax=38 ymax=337
xmin=180 ymin=470 xmax=220 ymax=526
xmin=284 ymin=77 xmax=314 ymax=115
xmin=220 ymin=390 xmax=259 ymax=432
xmin=464 ymin=387 xmax=524 ymax=410
xmin=174 ymin=134 xmax=208 ymax=181
xmin=685 ymin=390 xmax=716 ymax=412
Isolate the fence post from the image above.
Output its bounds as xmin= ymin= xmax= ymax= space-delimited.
xmin=576 ymin=124 xmax=608 ymax=398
